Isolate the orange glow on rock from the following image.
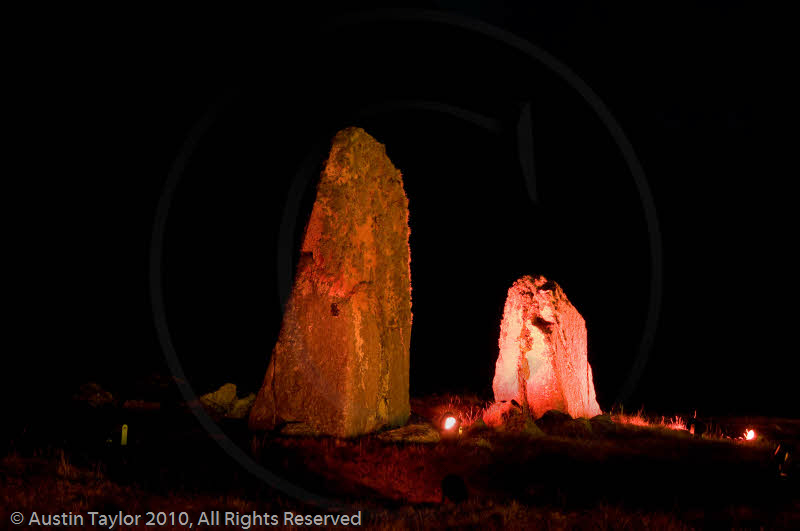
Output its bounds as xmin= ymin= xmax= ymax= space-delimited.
xmin=248 ymin=127 xmax=412 ymax=437
xmin=444 ymin=417 xmax=457 ymax=430
xmin=492 ymin=275 xmax=602 ymax=419
xmin=745 ymin=429 xmax=756 ymax=440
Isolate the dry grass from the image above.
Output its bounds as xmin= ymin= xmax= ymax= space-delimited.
xmin=5 ymin=439 xmax=793 ymax=530
xmin=410 ymin=393 xmax=488 ymax=429
xmin=253 ymin=432 xmax=491 ymax=503
xmin=1 ymin=456 xmax=701 ymax=531
xmin=0 ymin=448 xmax=698 ymax=531
xmin=609 ymin=407 xmax=780 ymax=449
xmin=363 ymin=499 xmax=694 ymax=530
xmin=56 ymin=448 xmax=77 ymax=479
xmin=612 ymin=407 xmax=688 ymax=432
xmin=4 ymin=396 xmax=797 ymax=529
xmin=423 ymin=398 xmax=692 ymax=435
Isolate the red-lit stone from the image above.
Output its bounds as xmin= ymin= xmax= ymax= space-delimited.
xmin=249 ymin=127 xmax=412 ymax=437
xmin=492 ymin=275 xmax=602 ymax=419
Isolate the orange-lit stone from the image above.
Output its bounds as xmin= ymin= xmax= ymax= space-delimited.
xmin=492 ymin=275 xmax=602 ymax=419
xmin=249 ymin=127 xmax=412 ymax=437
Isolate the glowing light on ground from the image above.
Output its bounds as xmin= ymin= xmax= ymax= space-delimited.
xmin=745 ymin=429 xmax=756 ymax=440
xmin=444 ymin=416 xmax=457 ymax=430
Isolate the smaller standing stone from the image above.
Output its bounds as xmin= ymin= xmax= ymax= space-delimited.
xmin=492 ymin=275 xmax=602 ymax=419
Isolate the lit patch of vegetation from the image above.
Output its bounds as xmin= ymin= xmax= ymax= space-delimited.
xmin=410 ymin=393 xmax=487 ymax=428
xmin=612 ymin=407 xmax=688 ymax=433
xmin=5 ymin=395 xmax=797 ymax=529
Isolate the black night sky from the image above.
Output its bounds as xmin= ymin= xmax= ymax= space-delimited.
xmin=12 ymin=3 xmax=794 ymax=424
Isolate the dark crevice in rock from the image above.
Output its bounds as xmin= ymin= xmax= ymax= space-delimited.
xmin=492 ymin=275 xmax=601 ymax=419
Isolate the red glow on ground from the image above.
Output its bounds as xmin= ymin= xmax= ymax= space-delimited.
xmin=612 ymin=411 xmax=688 ymax=432
xmin=745 ymin=429 xmax=756 ymax=440
xmin=444 ymin=417 xmax=457 ymax=430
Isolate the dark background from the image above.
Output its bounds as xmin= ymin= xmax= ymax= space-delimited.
xmin=12 ymin=3 xmax=794 ymax=422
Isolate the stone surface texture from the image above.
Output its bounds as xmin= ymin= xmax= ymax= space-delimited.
xmin=492 ymin=275 xmax=602 ymax=419
xmin=376 ymin=423 xmax=441 ymax=444
xmin=199 ymin=383 xmax=237 ymax=414
xmin=250 ymin=127 xmax=412 ymax=437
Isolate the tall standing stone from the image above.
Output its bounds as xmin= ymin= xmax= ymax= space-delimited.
xmin=249 ymin=127 xmax=412 ymax=437
xmin=492 ymin=275 xmax=602 ymax=419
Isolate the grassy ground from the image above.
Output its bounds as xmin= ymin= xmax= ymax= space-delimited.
xmin=2 ymin=392 xmax=799 ymax=529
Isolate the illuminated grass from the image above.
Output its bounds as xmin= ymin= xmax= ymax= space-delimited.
xmin=612 ymin=408 xmax=688 ymax=432
xmin=4 ymin=396 xmax=796 ymax=529
xmin=410 ymin=393 xmax=487 ymax=428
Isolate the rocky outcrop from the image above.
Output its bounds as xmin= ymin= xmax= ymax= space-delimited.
xmin=535 ymin=409 xmax=594 ymax=438
xmin=194 ymin=383 xmax=256 ymax=419
xmin=481 ymin=401 xmax=544 ymax=436
xmin=250 ymin=127 xmax=412 ymax=437
xmin=376 ymin=423 xmax=441 ymax=444
xmin=227 ymin=393 xmax=256 ymax=420
xmin=492 ymin=275 xmax=602 ymax=419
xmin=200 ymin=383 xmax=237 ymax=414
xmin=589 ymin=414 xmax=616 ymax=437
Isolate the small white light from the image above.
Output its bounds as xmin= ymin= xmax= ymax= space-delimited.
xmin=444 ymin=416 xmax=457 ymax=430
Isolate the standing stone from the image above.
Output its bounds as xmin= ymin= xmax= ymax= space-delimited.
xmin=492 ymin=275 xmax=602 ymax=419
xmin=249 ymin=127 xmax=412 ymax=437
